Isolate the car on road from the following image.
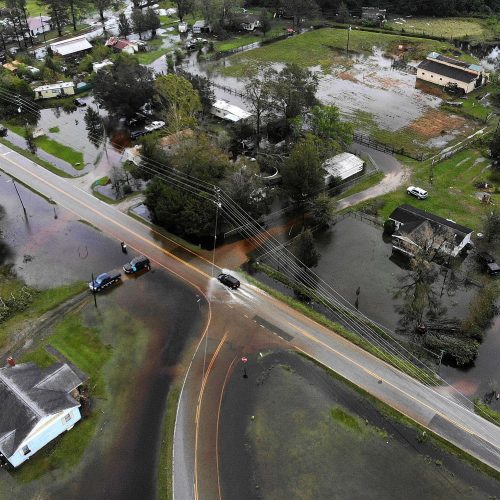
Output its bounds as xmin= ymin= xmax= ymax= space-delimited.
xmin=477 ymin=251 xmax=500 ymax=276
xmin=0 ymin=126 xmax=7 ymax=137
xmin=89 ymin=271 xmax=121 ymax=292
xmin=123 ymin=255 xmax=151 ymax=274
xmin=73 ymin=98 xmax=87 ymax=107
xmin=144 ymin=121 xmax=165 ymax=133
xmin=407 ymin=186 xmax=428 ymax=199
xmin=217 ymin=273 xmax=240 ymax=289
xmin=130 ymin=129 xmax=146 ymax=140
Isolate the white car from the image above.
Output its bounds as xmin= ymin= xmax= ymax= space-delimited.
xmin=144 ymin=121 xmax=165 ymax=132
xmin=407 ymin=186 xmax=428 ymax=199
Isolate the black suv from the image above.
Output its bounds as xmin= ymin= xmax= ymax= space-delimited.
xmin=477 ymin=252 xmax=500 ymax=276
xmin=123 ymin=255 xmax=151 ymax=274
xmin=0 ymin=126 xmax=7 ymax=137
xmin=89 ymin=271 xmax=121 ymax=292
xmin=217 ymin=273 xmax=240 ymax=289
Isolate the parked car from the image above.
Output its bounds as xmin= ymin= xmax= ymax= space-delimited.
xmin=217 ymin=273 xmax=240 ymax=289
xmin=407 ymin=186 xmax=428 ymax=200
xmin=144 ymin=121 xmax=165 ymax=132
xmin=0 ymin=126 xmax=7 ymax=137
xmin=74 ymin=98 xmax=87 ymax=107
xmin=477 ymin=252 xmax=500 ymax=276
xmin=123 ymin=255 xmax=151 ymax=274
xmin=130 ymin=129 xmax=146 ymax=140
xmin=88 ymin=271 xmax=121 ymax=292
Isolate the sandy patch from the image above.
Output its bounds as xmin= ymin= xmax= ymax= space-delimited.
xmin=337 ymin=71 xmax=358 ymax=83
xmin=408 ymin=109 xmax=465 ymax=138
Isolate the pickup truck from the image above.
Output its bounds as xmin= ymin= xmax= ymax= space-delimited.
xmin=88 ymin=271 xmax=121 ymax=292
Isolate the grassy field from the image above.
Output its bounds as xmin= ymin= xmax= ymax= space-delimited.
xmin=219 ymin=28 xmax=458 ymax=77
xmin=375 ymin=149 xmax=497 ymax=231
xmin=385 ymin=17 xmax=486 ymax=39
xmin=0 ymin=0 xmax=46 ymax=15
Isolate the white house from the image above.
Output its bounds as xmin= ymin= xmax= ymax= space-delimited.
xmin=323 ymin=152 xmax=364 ymax=185
xmin=388 ymin=204 xmax=473 ymax=258
xmin=50 ymin=35 xmax=92 ymax=57
xmin=105 ymin=37 xmax=144 ymax=54
xmin=211 ymin=100 xmax=251 ymax=123
xmin=416 ymin=52 xmax=485 ymax=94
xmin=34 ymin=82 xmax=75 ymax=100
xmin=192 ymin=20 xmax=212 ymax=34
xmin=27 ymin=16 xmax=52 ymax=36
xmin=0 ymin=361 xmax=85 ymax=468
xmin=240 ymin=15 xmax=261 ymax=31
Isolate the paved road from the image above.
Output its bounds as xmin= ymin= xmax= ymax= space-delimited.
xmin=1 ymin=143 xmax=499 ymax=500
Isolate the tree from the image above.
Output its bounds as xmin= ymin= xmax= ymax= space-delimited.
xmin=282 ymin=0 xmax=319 ymax=28
xmin=309 ymin=104 xmax=353 ymax=154
xmin=180 ymin=73 xmax=214 ymax=114
xmin=118 ymin=12 xmax=132 ymax=38
xmin=268 ymin=64 xmax=318 ymax=120
xmin=489 ymin=128 xmax=500 ymax=163
xmin=309 ymin=192 xmax=335 ymax=227
xmin=483 ymin=209 xmax=500 ymax=245
xmin=131 ymin=9 xmax=147 ymax=39
xmin=244 ymin=71 xmax=272 ymax=143
xmin=281 ymin=136 xmax=324 ymax=207
xmin=259 ymin=9 xmax=272 ymax=36
xmin=144 ymin=8 xmax=161 ymax=37
xmin=91 ymin=0 xmax=111 ymax=22
xmin=337 ymin=2 xmax=350 ymax=23
xmin=68 ymin=0 xmax=87 ymax=31
xmin=0 ymin=71 xmax=38 ymax=124
xmin=292 ymin=229 xmax=319 ymax=268
xmin=154 ymin=74 xmax=201 ymax=132
xmin=41 ymin=0 xmax=69 ymax=37
xmin=24 ymin=125 xmax=37 ymax=154
xmin=6 ymin=0 xmax=32 ymax=47
xmin=92 ymin=55 xmax=154 ymax=118
xmin=84 ymin=106 xmax=104 ymax=148
xmin=175 ymin=0 xmax=195 ymax=22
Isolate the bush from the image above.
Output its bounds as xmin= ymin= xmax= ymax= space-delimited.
xmin=123 ymin=184 xmax=133 ymax=195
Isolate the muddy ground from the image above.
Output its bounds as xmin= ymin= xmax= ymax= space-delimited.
xmin=219 ymin=350 xmax=500 ymax=499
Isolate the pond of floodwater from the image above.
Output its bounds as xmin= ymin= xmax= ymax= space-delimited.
xmin=257 ymin=215 xmax=499 ymax=396
xmin=183 ymin=46 xmax=442 ymax=131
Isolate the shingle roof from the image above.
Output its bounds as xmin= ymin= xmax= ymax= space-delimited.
xmin=418 ymin=59 xmax=477 ymax=84
xmin=0 ymin=363 xmax=84 ymax=458
xmin=389 ymin=204 xmax=472 ymax=243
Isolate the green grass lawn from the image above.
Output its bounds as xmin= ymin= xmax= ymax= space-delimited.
xmin=0 ymin=0 xmax=46 ymax=15
xmin=338 ymin=171 xmax=385 ymax=199
xmin=4 ymin=122 xmax=84 ymax=167
xmin=385 ymin=17 xmax=486 ymax=39
xmin=375 ymin=149 xmax=496 ymax=231
xmin=218 ymin=28 xmax=458 ymax=77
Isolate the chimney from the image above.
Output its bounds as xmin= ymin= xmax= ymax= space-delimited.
xmin=7 ymin=357 xmax=16 ymax=367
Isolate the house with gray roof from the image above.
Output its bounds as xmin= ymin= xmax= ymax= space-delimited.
xmin=416 ymin=52 xmax=486 ymax=94
xmin=0 ymin=361 xmax=85 ymax=468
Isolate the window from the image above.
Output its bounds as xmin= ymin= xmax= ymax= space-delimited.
xmin=22 ymin=445 xmax=30 ymax=455
xmin=63 ymin=411 xmax=72 ymax=423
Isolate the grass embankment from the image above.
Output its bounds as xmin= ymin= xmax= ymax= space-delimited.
xmin=158 ymin=384 xmax=181 ymax=500
xmin=135 ymin=37 xmax=170 ymax=65
xmin=5 ymin=122 xmax=84 ymax=167
xmin=0 ymin=137 xmax=72 ymax=177
xmin=474 ymin=400 xmax=500 ymax=427
xmin=375 ymin=148 xmax=497 ymax=231
xmin=219 ymin=28 xmax=457 ymax=77
xmin=385 ymin=17 xmax=486 ymax=39
xmin=299 ymin=351 xmax=500 ymax=481
xmin=242 ymin=268 xmax=439 ymax=385
xmin=0 ymin=0 xmax=46 ymax=15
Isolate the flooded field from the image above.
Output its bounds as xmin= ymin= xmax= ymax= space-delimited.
xmin=220 ymin=350 xmax=500 ymax=499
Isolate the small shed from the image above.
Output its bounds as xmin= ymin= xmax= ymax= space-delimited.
xmin=34 ymin=82 xmax=75 ymax=100
xmin=323 ymin=152 xmax=364 ymax=185
xmin=50 ymin=35 xmax=92 ymax=57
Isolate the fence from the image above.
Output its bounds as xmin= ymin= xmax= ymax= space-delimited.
xmin=391 ymin=58 xmax=417 ymax=75
xmin=353 ymin=132 xmax=427 ymax=161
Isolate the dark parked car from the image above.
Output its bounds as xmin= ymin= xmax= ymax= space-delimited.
xmin=74 ymin=98 xmax=87 ymax=107
xmin=0 ymin=126 xmax=7 ymax=137
xmin=88 ymin=271 xmax=121 ymax=292
xmin=123 ymin=255 xmax=151 ymax=274
xmin=217 ymin=273 xmax=240 ymax=289
xmin=477 ymin=252 xmax=500 ymax=276
xmin=130 ymin=129 xmax=146 ymax=140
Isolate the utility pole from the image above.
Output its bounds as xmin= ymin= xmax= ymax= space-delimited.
xmin=8 ymin=179 xmax=27 ymax=215
xmin=346 ymin=25 xmax=351 ymax=57
xmin=211 ymin=187 xmax=221 ymax=277
xmin=91 ymin=273 xmax=97 ymax=308
xmin=40 ymin=14 xmax=46 ymax=43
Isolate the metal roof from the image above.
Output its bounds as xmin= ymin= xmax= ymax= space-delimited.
xmin=34 ymin=82 xmax=75 ymax=92
xmin=323 ymin=152 xmax=364 ymax=181
xmin=51 ymin=35 xmax=92 ymax=56
xmin=418 ymin=59 xmax=477 ymax=84
xmin=211 ymin=100 xmax=251 ymax=122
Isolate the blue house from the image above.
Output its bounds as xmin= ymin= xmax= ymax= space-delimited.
xmin=0 ymin=361 xmax=85 ymax=468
